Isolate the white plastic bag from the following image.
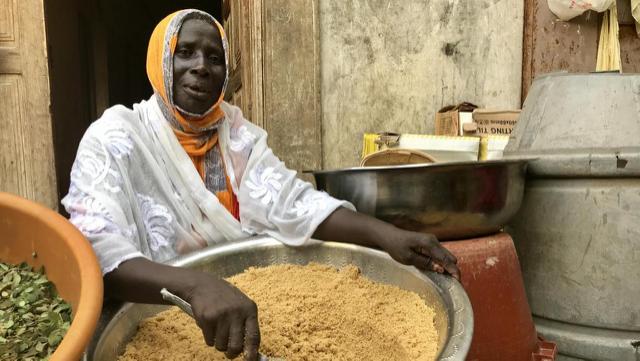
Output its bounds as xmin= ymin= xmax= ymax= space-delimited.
xmin=547 ymin=0 xmax=615 ymax=21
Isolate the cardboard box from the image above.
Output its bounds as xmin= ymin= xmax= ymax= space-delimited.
xmin=472 ymin=109 xmax=521 ymax=136
xmin=435 ymin=102 xmax=478 ymax=136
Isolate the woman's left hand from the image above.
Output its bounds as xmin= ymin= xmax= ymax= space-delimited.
xmin=314 ymin=207 xmax=461 ymax=280
xmin=377 ymin=230 xmax=461 ymax=281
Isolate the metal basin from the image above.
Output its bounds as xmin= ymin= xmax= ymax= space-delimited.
xmin=311 ymin=159 xmax=528 ymax=240
xmin=83 ymin=238 xmax=473 ymax=361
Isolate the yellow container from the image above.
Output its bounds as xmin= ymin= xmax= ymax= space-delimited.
xmin=362 ymin=133 xmax=480 ymax=163
xmin=478 ymin=136 xmax=510 ymax=161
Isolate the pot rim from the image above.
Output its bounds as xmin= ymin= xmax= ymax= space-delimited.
xmin=305 ymin=158 xmax=532 ymax=176
xmin=168 ymin=237 xmax=474 ymax=360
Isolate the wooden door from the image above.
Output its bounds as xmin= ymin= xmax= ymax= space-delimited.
xmin=0 ymin=0 xmax=57 ymax=209
xmin=222 ymin=0 xmax=323 ymax=175
xmin=223 ymin=0 xmax=264 ymax=128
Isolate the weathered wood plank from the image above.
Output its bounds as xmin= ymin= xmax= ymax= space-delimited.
xmin=226 ymin=68 xmax=242 ymax=98
xmin=223 ymin=0 xmax=264 ymax=128
xmin=263 ymin=0 xmax=322 ymax=172
xmin=0 ymin=76 xmax=27 ymax=195
xmin=0 ymin=0 xmax=57 ymax=209
xmin=522 ymin=0 xmax=536 ymax=103
xmin=0 ymin=47 xmax=21 ymax=74
xmin=522 ymin=0 xmax=599 ymax=101
xmin=321 ymin=0 xmax=524 ymax=169
xmin=18 ymin=0 xmax=56 ymax=208
xmin=0 ymin=0 xmax=16 ymax=41
xmin=242 ymin=0 xmax=264 ymax=127
xmin=620 ymin=24 xmax=640 ymax=72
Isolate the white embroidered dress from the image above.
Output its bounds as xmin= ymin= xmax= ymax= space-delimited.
xmin=62 ymin=97 xmax=354 ymax=274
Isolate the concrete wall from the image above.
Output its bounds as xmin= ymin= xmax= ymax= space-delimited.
xmin=320 ymin=0 xmax=524 ymax=169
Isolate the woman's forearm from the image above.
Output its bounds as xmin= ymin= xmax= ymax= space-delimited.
xmin=312 ymin=207 xmax=396 ymax=248
xmin=313 ymin=207 xmax=461 ymax=280
xmin=103 ymin=257 xmax=206 ymax=304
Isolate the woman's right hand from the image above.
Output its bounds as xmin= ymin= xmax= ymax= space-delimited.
xmin=103 ymin=258 xmax=261 ymax=361
xmin=185 ymin=275 xmax=261 ymax=361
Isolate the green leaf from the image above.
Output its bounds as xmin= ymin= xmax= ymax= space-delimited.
xmin=47 ymin=330 xmax=63 ymax=347
xmin=35 ymin=341 xmax=45 ymax=352
xmin=0 ymin=262 xmax=72 ymax=359
xmin=12 ymin=273 xmax=21 ymax=287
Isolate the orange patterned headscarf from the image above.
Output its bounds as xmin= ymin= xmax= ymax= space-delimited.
xmin=146 ymin=10 xmax=238 ymax=218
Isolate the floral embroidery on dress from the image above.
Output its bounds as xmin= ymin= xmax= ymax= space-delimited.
xmin=136 ymin=193 xmax=175 ymax=252
xmin=246 ymin=166 xmax=283 ymax=205
xmin=103 ymin=128 xmax=134 ymax=159
xmin=229 ymin=125 xmax=257 ymax=152
xmin=70 ymin=214 xmax=111 ymax=234
xmin=65 ymin=184 xmax=121 ymax=235
xmin=73 ymin=149 xmax=108 ymax=180
xmin=70 ymin=136 xmax=124 ymax=193
xmin=102 ymin=168 xmax=123 ymax=193
xmin=77 ymin=193 xmax=110 ymax=218
xmin=290 ymin=192 xmax=329 ymax=217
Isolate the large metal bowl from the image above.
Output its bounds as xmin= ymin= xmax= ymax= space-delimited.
xmin=83 ymin=238 xmax=473 ymax=361
xmin=311 ymin=159 xmax=528 ymax=240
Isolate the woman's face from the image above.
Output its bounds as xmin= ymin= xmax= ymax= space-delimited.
xmin=173 ymin=19 xmax=226 ymax=115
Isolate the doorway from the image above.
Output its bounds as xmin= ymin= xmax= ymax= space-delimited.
xmin=44 ymin=0 xmax=222 ymax=211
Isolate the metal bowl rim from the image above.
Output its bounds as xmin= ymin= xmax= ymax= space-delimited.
xmin=306 ymin=158 xmax=531 ymax=176
xmin=86 ymin=238 xmax=473 ymax=361
xmin=168 ymin=237 xmax=474 ymax=360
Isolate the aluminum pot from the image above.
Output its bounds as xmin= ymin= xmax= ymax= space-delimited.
xmin=505 ymin=72 xmax=640 ymax=360
xmin=83 ymin=238 xmax=473 ymax=361
xmin=311 ymin=159 xmax=528 ymax=240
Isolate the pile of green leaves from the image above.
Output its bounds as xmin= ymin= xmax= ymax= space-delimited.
xmin=0 ymin=262 xmax=72 ymax=361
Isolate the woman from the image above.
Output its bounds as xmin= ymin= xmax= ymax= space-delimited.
xmin=63 ymin=9 xmax=459 ymax=361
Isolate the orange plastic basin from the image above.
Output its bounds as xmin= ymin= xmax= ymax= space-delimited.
xmin=0 ymin=192 xmax=103 ymax=361
xmin=443 ymin=233 xmax=542 ymax=361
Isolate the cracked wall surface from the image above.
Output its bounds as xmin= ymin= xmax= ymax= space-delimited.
xmin=320 ymin=0 xmax=524 ymax=169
